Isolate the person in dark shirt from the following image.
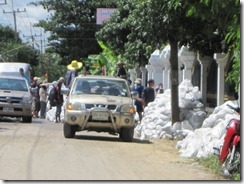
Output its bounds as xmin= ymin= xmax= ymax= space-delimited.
xmin=142 ymin=79 xmax=155 ymax=107
xmin=116 ymin=61 xmax=127 ymax=79
xmin=134 ymin=78 xmax=144 ymax=122
xmin=65 ymin=60 xmax=83 ymax=88
xmin=55 ymin=77 xmax=64 ymax=123
xmin=84 ymin=64 xmax=91 ymax=76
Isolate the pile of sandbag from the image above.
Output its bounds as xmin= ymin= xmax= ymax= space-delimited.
xmin=134 ymin=79 xmax=240 ymax=158
xmin=176 ymin=100 xmax=239 ymax=158
xmin=134 ymin=79 xmax=207 ymax=140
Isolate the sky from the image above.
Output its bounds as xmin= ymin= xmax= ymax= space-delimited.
xmin=0 ymin=0 xmax=50 ymax=50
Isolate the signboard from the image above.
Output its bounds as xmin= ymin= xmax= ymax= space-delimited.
xmin=96 ymin=8 xmax=116 ymax=25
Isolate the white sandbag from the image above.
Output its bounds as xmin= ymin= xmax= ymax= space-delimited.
xmin=179 ymin=143 xmax=199 ymax=158
xmin=155 ymin=119 xmax=167 ymax=127
xmin=152 ymin=134 xmax=160 ymax=139
xmin=146 ymin=122 xmax=155 ymax=130
xmin=181 ymin=120 xmax=194 ymax=131
xmin=173 ymin=129 xmax=191 ymax=140
xmin=144 ymin=129 xmax=153 ymax=139
xmin=163 ymin=134 xmax=173 ymax=140
xmin=161 ymin=123 xmax=173 ymax=135
xmin=172 ymin=122 xmax=182 ymax=132
xmin=188 ymin=110 xmax=207 ymax=129
xmin=202 ymin=114 xmax=217 ymax=128
xmin=155 ymin=125 xmax=163 ymax=132
xmin=211 ymin=121 xmax=227 ymax=139
xmin=159 ymin=131 xmax=167 ymax=138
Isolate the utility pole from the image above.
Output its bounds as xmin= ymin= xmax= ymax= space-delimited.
xmin=23 ymin=23 xmax=42 ymax=49
xmin=3 ymin=8 xmax=26 ymax=41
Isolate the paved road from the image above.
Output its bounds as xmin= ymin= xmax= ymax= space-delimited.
xmin=0 ymin=118 xmax=223 ymax=180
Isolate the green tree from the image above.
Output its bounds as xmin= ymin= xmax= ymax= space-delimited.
xmin=96 ymin=1 xmax=156 ymax=67
xmin=33 ymin=52 xmax=66 ymax=82
xmin=184 ymin=0 xmax=240 ymax=90
xmin=0 ymin=25 xmax=39 ymax=66
xmin=32 ymin=0 xmax=117 ymax=65
xmin=97 ymin=0 xmax=199 ymax=123
xmin=87 ymin=41 xmax=128 ymax=76
xmin=96 ymin=0 xmax=240 ymax=123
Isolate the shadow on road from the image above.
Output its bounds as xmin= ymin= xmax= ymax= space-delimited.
xmin=0 ymin=117 xmax=44 ymax=124
xmin=0 ymin=117 xmax=18 ymax=123
xmin=74 ymin=134 xmax=152 ymax=144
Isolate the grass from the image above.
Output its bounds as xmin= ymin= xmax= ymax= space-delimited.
xmin=196 ymin=155 xmax=241 ymax=180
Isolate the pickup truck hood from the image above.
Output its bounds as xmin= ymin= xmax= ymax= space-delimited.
xmin=69 ymin=94 xmax=132 ymax=105
xmin=0 ymin=90 xmax=31 ymax=98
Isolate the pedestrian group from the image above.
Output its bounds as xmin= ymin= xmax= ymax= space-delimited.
xmin=19 ymin=59 xmax=161 ymax=123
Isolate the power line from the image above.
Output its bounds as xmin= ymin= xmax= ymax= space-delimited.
xmin=3 ymin=8 xmax=26 ymax=41
xmin=23 ymin=22 xmax=42 ymax=49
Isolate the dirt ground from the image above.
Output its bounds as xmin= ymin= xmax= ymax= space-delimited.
xmin=0 ymin=118 xmax=225 ymax=181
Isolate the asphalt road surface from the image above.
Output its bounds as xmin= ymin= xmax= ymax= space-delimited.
xmin=0 ymin=117 xmax=224 ymax=181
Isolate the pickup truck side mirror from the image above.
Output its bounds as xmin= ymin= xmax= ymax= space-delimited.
xmin=131 ymin=91 xmax=138 ymax=99
xmin=61 ymin=87 xmax=70 ymax=95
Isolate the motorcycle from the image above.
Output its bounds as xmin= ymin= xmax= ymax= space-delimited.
xmin=213 ymin=93 xmax=240 ymax=178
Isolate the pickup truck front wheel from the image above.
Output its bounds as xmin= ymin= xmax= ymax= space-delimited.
xmin=63 ymin=122 xmax=76 ymax=138
xmin=120 ymin=127 xmax=134 ymax=142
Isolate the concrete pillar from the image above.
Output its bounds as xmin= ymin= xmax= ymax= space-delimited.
xmin=161 ymin=45 xmax=171 ymax=89
xmin=152 ymin=66 xmax=163 ymax=86
xmin=178 ymin=63 xmax=183 ymax=84
xmin=140 ymin=66 xmax=147 ymax=87
xmin=198 ymin=55 xmax=212 ymax=106
xmin=178 ymin=46 xmax=195 ymax=82
xmin=146 ymin=65 xmax=153 ymax=87
xmin=164 ymin=64 xmax=170 ymax=90
xmin=128 ymin=68 xmax=137 ymax=86
xmin=214 ymin=53 xmax=228 ymax=106
xmin=134 ymin=67 xmax=141 ymax=78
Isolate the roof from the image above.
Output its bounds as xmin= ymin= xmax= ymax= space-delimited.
xmin=0 ymin=75 xmax=26 ymax=80
xmin=0 ymin=62 xmax=30 ymax=72
xmin=76 ymin=75 xmax=127 ymax=82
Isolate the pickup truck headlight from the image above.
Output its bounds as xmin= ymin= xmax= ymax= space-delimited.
xmin=67 ymin=102 xmax=86 ymax=110
xmin=21 ymin=96 xmax=32 ymax=104
xmin=120 ymin=104 xmax=135 ymax=114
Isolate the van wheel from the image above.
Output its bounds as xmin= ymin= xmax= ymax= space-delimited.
xmin=120 ymin=127 xmax=134 ymax=142
xmin=63 ymin=122 xmax=76 ymax=138
xmin=22 ymin=116 xmax=32 ymax=123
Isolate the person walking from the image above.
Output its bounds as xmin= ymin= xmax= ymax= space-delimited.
xmin=142 ymin=79 xmax=156 ymax=107
xmin=134 ymin=78 xmax=144 ymax=122
xmin=116 ymin=61 xmax=127 ymax=79
xmin=55 ymin=78 xmax=64 ymax=123
xmin=65 ymin=60 xmax=83 ymax=88
xmin=33 ymin=79 xmax=42 ymax=118
xmin=39 ymin=83 xmax=48 ymax=119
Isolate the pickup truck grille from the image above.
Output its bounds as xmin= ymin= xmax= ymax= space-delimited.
xmin=0 ymin=96 xmax=22 ymax=104
xmin=85 ymin=104 xmax=117 ymax=110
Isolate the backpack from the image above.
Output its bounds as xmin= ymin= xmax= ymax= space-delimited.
xmin=49 ymin=87 xmax=57 ymax=107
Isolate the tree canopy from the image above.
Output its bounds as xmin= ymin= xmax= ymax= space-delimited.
xmin=0 ymin=25 xmax=39 ymax=66
xmin=32 ymin=0 xmax=117 ymax=65
xmin=96 ymin=0 xmax=240 ymax=123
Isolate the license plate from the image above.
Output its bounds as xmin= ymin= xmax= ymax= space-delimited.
xmin=3 ymin=107 xmax=14 ymax=112
xmin=92 ymin=112 xmax=108 ymax=121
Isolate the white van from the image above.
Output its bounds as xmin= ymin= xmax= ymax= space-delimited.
xmin=0 ymin=62 xmax=31 ymax=81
